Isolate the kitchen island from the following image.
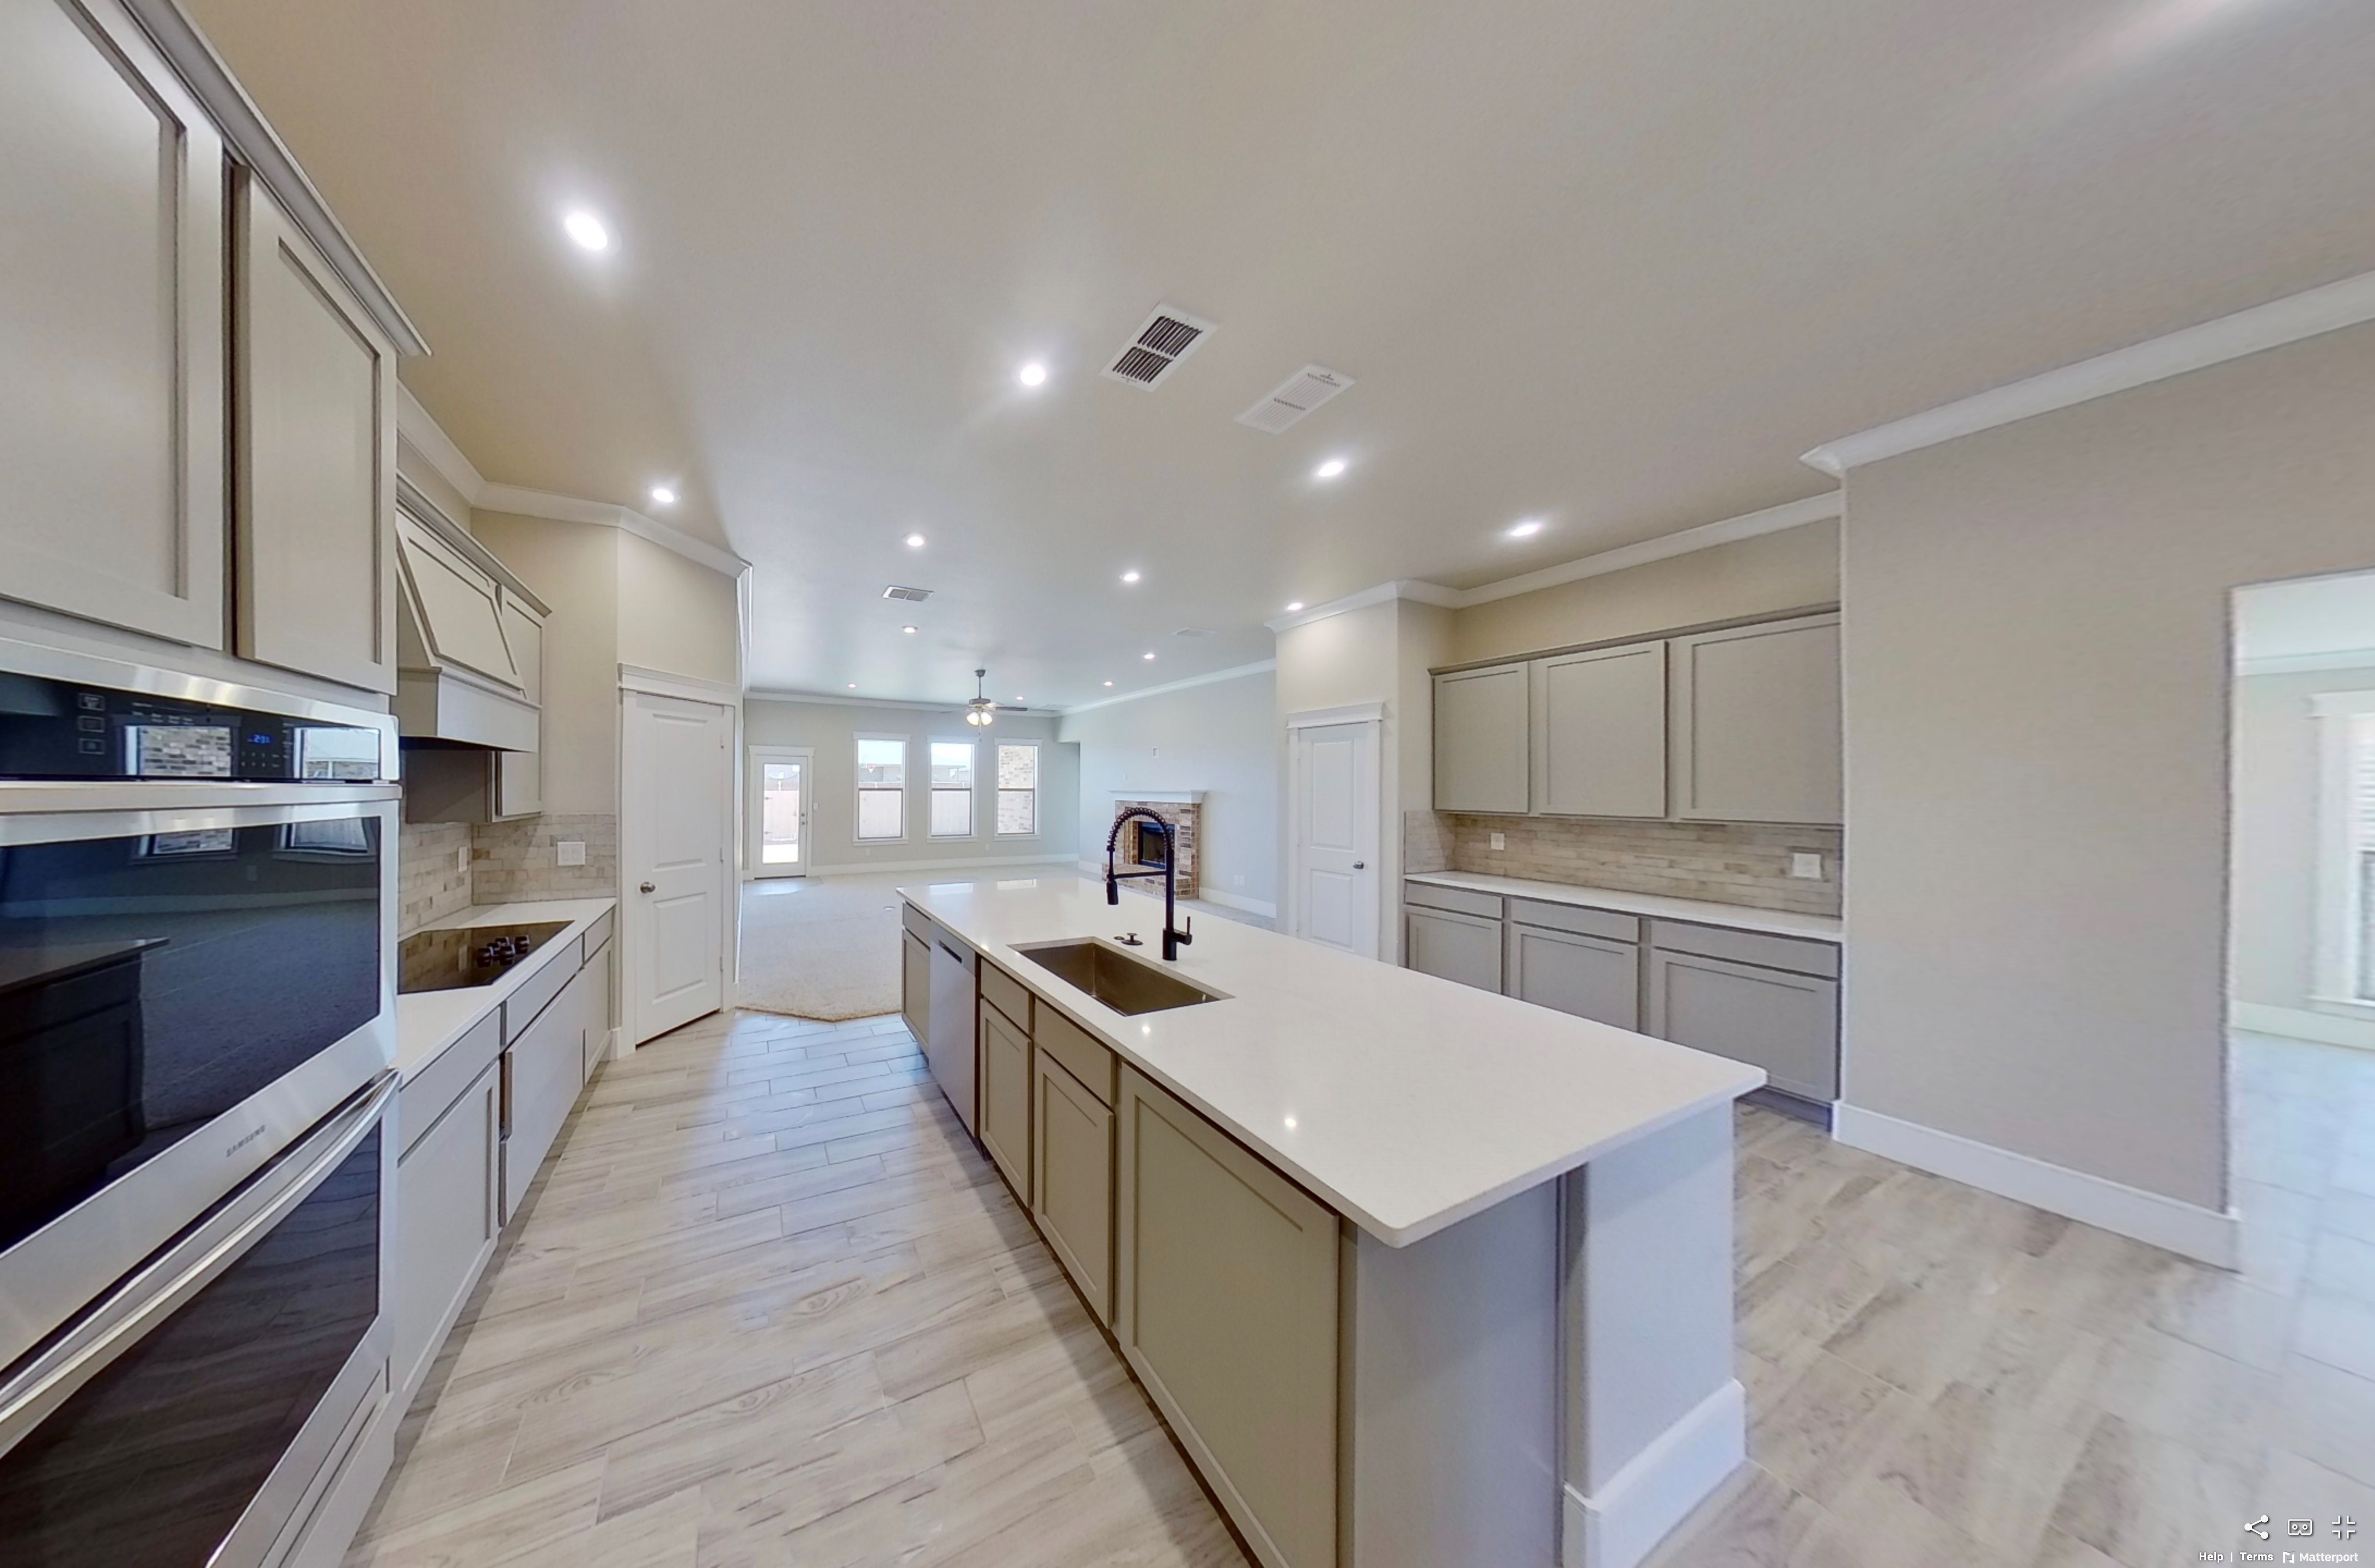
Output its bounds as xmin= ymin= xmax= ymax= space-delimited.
xmin=899 ymin=874 xmax=1762 ymax=1568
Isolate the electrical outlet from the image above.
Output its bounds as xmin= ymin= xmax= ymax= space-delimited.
xmin=1490 ymin=831 xmax=1506 ymax=851
xmin=1232 ymin=873 xmax=1245 ymax=887
xmin=557 ymin=840 xmax=587 ymax=867
xmin=1789 ymin=852 xmax=1824 ymax=880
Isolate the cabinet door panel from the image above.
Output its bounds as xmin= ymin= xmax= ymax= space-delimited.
xmin=1669 ymin=614 xmax=1841 ymax=824
xmin=1117 ymin=1067 xmax=1337 ymax=1568
xmin=977 ymin=998 xmax=1032 ymax=1203
xmin=1646 ymin=948 xmax=1839 ymax=1100
xmin=901 ymin=932 xmax=931 ymax=1045
xmin=1509 ymin=924 xmax=1639 ymax=1030
xmin=581 ymin=938 xmax=615 ymax=1083
xmin=1532 ymin=642 xmax=1666 ymax=817
xmin=1432 ymin=665 xmax=1529 ymax=814
xmin=501 ymin=963 xmax=590 ymax=1220
xmin=1032 ymin=1052 xmax=1113 ymax=1323
xmin=394 ymin=1061 xmax=498 ymax=1408
xmin=1404 ymin=905 xmax=1502 ymax=993
xmin=237 ymin=178 xmax=397 ymax=692
xmin=0 ymin=0 xmax=225 ymax=646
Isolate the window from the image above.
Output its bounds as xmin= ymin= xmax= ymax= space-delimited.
xmin=855 ymin=736 xmax=907 ymax=841
xmin=930 ymin=741 xmax=975 ymax=838
xmin=996 ymin=742 xmax=1039 ymax=836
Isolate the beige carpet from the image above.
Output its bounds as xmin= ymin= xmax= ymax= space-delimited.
xmin=736 ymin=873 xmax=908 ymax=1021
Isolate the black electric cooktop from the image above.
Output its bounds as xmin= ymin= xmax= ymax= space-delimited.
xmin=397 ymin=921 xmax=571 ymax=994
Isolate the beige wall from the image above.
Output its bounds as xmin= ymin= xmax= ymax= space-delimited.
xmin=1060 ymin=669 xmax=1280 ymax=909
xmin=616 ymin=531 xmax=742 ymax=690
xmin=1447 ymin=520 xmax=1839 ymax=665
xmin=469 ymin=511 xmax=622 ymax=816
xmin=743 ymin=698 xmax=1078 ymax=873
xmin=1842 ymin=318 xmax=2375 ymax=1212
xmin=2231 ymin=663 xmax=2375 ymax=1013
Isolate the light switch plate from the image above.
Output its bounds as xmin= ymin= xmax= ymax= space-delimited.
xmin=557 ymin=840 xmax=587 ymax=867
xmin=455 ymin=844 xmax=469 ymax=874
xmin=1490 ymin=832 xmax=1507 ymax=850
xmin=1789 ymin=852 xmax=1824 ymax=880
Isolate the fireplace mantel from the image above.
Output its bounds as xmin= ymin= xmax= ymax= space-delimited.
xmin=1109 ymin=790 xmax=1203 ymax=804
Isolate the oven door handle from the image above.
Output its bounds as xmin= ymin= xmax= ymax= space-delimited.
xmin=0 ymin=1071 xmax=397 ymax=1460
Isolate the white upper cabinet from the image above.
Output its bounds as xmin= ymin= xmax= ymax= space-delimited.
xmin=1529 ymin=641 xmax=1667 ymax=818
xmin=235 ymin=175 xmax=399 ymax=693
xmin=0 ymin=0 xmax=227 ymax=648
xmin=1432 ymin=664 xmax=1529 ymax=814
xmin=395 ymin=510 xmax=519 ymax=690
xmin=1669 ymin=612 xmax=1843 ymax=824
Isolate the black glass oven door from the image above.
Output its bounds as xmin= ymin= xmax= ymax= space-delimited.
xmin=0 ymin=1077 xmax=393 ymax=1568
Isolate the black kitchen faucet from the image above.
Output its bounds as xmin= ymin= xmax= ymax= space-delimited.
xmin=1105 ymin=807 xmax=1193 ymax=960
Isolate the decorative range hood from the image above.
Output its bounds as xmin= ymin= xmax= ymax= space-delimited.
xmin=393 ymin=480 xmax=544 ymax=751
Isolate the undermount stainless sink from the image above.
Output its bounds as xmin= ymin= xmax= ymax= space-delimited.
xmin=1013 ymin=939 xmax=1227 ymax=1016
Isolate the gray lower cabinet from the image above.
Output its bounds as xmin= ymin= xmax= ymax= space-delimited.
xmin=393 ymin=1059 xmax=500 ymax=1408
xmin=1116 ymin=1067 xmax=1339 ymax=1568
xmin=901 ymin=930 xmax=931 ymax=1044
xmin=1032 ymin=1050 xmax=1115 ymax=1324
xmin=581 ymin=936 xmax=615 ymax=1083
xmin=977 ymin=996 xmax=1033 ymax=1203
xmin=1405 ymin=904 xmax=1503 ymax=993
xmin=501 ymin=961 xmax=591 ymax=1222
xmin=1507 ymin=922 xmax=1639 ymax=1030
xmin=1645 ymin=947 xmax=1839 ymax=1101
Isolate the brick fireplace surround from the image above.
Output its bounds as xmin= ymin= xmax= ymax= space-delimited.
xmin=1110 ymin=796 xmax=1200 ymax=900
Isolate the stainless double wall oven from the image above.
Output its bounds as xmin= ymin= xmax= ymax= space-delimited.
xmin=0 ymin=640 xmax=400 ymax=1568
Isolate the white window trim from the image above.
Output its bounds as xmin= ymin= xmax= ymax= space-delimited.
xmin=2311 ymin=690 xmax=2375 ymax=1009
xmin=853 ymin=731 xmax=910 ymax=845
xmin=992 ymin=738 xmax=1043 ymax=840
xmin=927 ymin=736 xmax=980 ymax=841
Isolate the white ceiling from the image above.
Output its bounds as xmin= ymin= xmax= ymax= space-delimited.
xmin=183 ymin=0 xmax=2375 ymax=708
xmin=2236 ymin=572 xmax=2375 ymax=665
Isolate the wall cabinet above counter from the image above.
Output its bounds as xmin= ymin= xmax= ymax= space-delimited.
xmin=1432 ymin=609 xmax=1841 ymax=826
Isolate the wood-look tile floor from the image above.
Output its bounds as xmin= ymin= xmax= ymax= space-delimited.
xmin=349 ymin=1016 xmax=2375 ymax=1568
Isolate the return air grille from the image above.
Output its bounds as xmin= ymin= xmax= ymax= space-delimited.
xmin=882 ymin=585 xmax=932 ymax=602
xmin=1101 ymin=304 xmax=1215 ymax=389
xmin=1236 ymin=364 xmax=1354 ymax=433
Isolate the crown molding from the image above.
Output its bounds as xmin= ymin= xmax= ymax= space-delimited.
xmin=476 ymin=483 xmax=748 ymax=580
xmin=1452 ymin=492 xmax=1842 ymax=608
xmin=396 ymin=383 xmax=487 ymax=504
xmin=1802 ymin=268 xmax=2375 ymax=476
xmin=1266 ymin=493 xmax=1842 ymax=633
xmin=123 ymin=0 xmax=427 ymax=357
xmin=1057 ymin=659 xmax=1277 ymax=717
xmin=2237 ymin=649 xmax=2375 ymax=679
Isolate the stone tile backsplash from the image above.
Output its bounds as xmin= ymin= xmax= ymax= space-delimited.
xmin=471 ymin=812 xmax=620 ymax=904
xmin=397 ymin=819 xmax=474 ymax=935
xmin=1408 ymin=811 xmax=1843 ymax=916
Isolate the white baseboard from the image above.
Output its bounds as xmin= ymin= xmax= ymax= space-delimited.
xmin=1563 ymin=1379 xmax=1744 ymax=1568
xmin=1833 ymin=1104 xmax=2239 ymax=1269
xmin=804 ymin=853 xmax=1074 ymax=878
xmin=2232 ymin=1000 xmax=2375 ymax=1053
xmin=1202 ymin=887 xmax=1280 ymax=918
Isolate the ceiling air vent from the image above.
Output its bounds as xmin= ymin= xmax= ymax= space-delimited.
xmin=882 ymin=584 xmax=932 ymax=602
xmin=1101 ymin=304 xmax=1215 ymax=389
xmin=1236 ymin=364 xmax=1354 ymax=434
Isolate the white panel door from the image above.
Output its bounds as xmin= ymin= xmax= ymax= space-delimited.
xmin=1291 ymin=720 xmax=1379 ymax=959
xmin=746 ymin=745 xmax=811 ymax=878
xmin=0 ymin=0 xmax=226 ymax=647
xmin=625 ymin=690 xmax=731 ymax=1043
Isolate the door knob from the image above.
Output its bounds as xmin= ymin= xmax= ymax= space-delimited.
xmin=639 ymin=881 xmax=656 ymax=893
xmin=1353 ymin=861 xmax=1366 ymax=869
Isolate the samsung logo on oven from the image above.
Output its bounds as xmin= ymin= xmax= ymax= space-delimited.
xmin=224 ymin=1124 xmax=269 ymax=1159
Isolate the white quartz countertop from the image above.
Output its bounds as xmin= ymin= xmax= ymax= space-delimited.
xmin=901 ymin=875 xmax=1762 ymax=1247
xmin=395 ymin=898 xmax=616 ymax=1082
xmin=1405 ymin=870 xmax=1843 ymax=942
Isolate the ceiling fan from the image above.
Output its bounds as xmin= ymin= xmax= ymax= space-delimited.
xmin=964 ymin=667 xmax=997 ymax=727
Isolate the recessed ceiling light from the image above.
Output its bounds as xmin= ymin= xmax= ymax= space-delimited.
xmin=902 ymin=624 xmax=918 ymax=635
xmin=1142 ymin=651 xmax=1156 ymax=660
xmin=1103 ymin=680 xmax=1114 ymax=687
xmin=903 ymin=532 xmax=925 ymax=548
xmin=1507 ymin=518 xmax=1545 ymax=538
xmin=649 ymin=485 xmax=677 ymax=506
xmin=1120 ymin=569 xmax=1141 ymax=584
xmin=847 ymin=683 xmax=857 ymax=689
xmin=562 ymin=210 xmax=610 ymax=252
xmin=1018 ymin=361 xmax=1048 ymax=388
xmin=1314 ymin=458 xmax=1347 ymax=480
xmin=1284 ymin=601 xmax=1305 ymax=612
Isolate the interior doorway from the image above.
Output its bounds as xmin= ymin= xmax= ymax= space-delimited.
xmin=622 ymin=686 xmax=734 ymax=1045
xmin=747 ymin=744 xmax=812 ymax=878
xmin=1285 ymin=706 xmax=1381 ymax=959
